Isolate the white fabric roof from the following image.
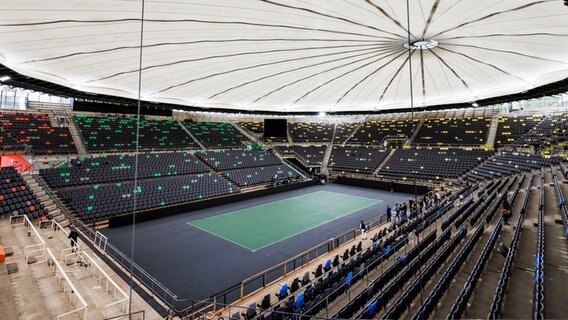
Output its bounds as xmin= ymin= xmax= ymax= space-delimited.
xmin=1 ymin=0 xmax=568 ymax=112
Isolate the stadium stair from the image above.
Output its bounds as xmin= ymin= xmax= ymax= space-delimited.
xmin=341 ymin=119 xmax=366 ymax=146
xmin=21 ymin=172 xmax=69 ymax=227
xmin=1 ymin=216 xmax=159 ymax=319
xmin=485 ymin=114 xmax=500 ymax=149
xmin=403 ymin=119 xmax=424 ymax=147
xmin=177 ymin=120 xmax=206 ymax=150
xmin=0 ymin=220 xmax=79 ymax=319
xmin=67 ymin=116 xmax=88 ymax=155
xmin=286 ymin=125 xmax=293 ymax=144
xmin=228 ymin=118 xmax=260 ymax=145
xmin=21 ymin=172 xmax=68 ymax=227
xmin=320 ymin=144 xmax=333 ymax=173
xmin=372 ymin=149 xmax=396 ymax=175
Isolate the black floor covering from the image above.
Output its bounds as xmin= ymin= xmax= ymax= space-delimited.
xmin=102 ymin=183 xmax=410 ymax=303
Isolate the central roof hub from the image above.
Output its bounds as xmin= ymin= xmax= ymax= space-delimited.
xmin=404 ymin=39 xmax=439 ymax=50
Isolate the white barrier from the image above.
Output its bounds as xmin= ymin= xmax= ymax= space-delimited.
xmin=42 ymin=220 xmax=130 ymax=313
xmin=10 ymin=215 xmax=47 ymax=263
xmin=80 ymin=251 xmax=129 ymax=312
xmin=46 ymin=248 xmax=89 ymax=320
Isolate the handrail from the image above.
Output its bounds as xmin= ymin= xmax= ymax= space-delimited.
xmin=46 ymin=248 xmax=89 ymax=320
xmin=80 ymin=251 xmax=130 ymax=311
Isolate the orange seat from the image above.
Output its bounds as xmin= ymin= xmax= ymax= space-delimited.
xmin=0 ymin=246 xmax=5 ymax=264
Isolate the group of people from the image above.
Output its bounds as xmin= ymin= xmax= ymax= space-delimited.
xmin=358 ymin=189 xmax=514 ymax=241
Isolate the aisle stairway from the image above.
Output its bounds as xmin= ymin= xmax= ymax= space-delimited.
xmin=67 ymin=116 xmax=88 ymax=155
xmin=0 ymin=216 xmax=159 ymax=319
xmin=485 ymin=114 xmax=500 ymax=149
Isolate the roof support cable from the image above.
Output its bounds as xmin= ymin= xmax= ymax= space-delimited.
xmin=128 ymin=0 xmax=146 ymax=318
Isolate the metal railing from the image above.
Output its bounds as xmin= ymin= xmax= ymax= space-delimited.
xmin=10 ymin=214 xmax=47 ymax=263
xmin=46 ymin=248 xmax=89 ymax=320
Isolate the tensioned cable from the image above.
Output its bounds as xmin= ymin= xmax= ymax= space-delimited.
xmin=406 ymin=0 xmax=424 ymax=306
xmin=128 ymin=0 xmax=145 ymax=318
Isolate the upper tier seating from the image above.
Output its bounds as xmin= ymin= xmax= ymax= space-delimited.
xmin=377 ymin=148 xmax=492 ymax=180
xmin=289 ymin=122 xmax=335 ymax=142
xmin=184 ymin=121 xmax=250 ymax=148
xmin=349 ymin=119 xmax=419 ymax=145
xmin=75 ymin=115 xmax=198 ymax=152
xmin=0 ymin=129 xmax=23 ymax=153
xmin=275 ymin=146 xmax=326 ymax=166
xmin=237 ymin=121 xmax=264 ymax=134
xmin=413 ymin=117 xmax=491 ymax=146
xmin=329 ymin=146 xmax=390 ymax=174
xmin=513 ymin=113 xmax=568 ymax=149
xmin=465 ymin=152 xmax=561 ymax=182
xmin=195 ymin=150 xmax=282 ymax=171
xmin=334 ymin=122 xmax=361 ymax=144
xmin=39 ymin=152 xmax=209 ymax=188
xmin=0 ymin=166 xmax=48 ymax=219
xmin=494 ymin=115 xmax=543 ymax=147
xmin=223 ymin=164 xmax=301 ymax=187
xmin=0 ymin=112 xmax=77 ymax=154
xmin=59 ymin=173 xmax=238 ymax=221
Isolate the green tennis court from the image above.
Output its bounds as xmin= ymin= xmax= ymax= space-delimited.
xmin=188 ymin=190 xmax=380 ymax=251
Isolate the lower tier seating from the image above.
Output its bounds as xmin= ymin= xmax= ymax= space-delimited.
xmin=40 ymin=152 xmax=209 ymax=188
xmin=377 ymin=148 xmax=492 ymax=180
xmin=329 ymin=146 xmax=390 ymax=174
xmin=466 ymin=152 xmax=561 ymax=182
xmin=195 ymin=149 xmax=282 ymax=171
xmin=58 ymin=173 xmax=239 ymax=220
xmin=0 ymin=166 xmax=48 ymax=219
xmin=275 ymin=146 xmax=326 ymax=166
xmin=223 ymin=165 xmax=301 ymax=187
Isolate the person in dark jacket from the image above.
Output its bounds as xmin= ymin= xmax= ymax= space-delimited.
xmin=68 ymin=229 xmax=80 ymax=252
xmin=359 ymin=220 xmax=367 ymax=240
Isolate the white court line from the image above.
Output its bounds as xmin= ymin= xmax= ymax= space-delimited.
xmin=188 ymin=191 xmax=382 ymax=251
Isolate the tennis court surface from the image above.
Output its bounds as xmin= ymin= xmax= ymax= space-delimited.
xmin=189 ymin=190 xmax=379 ymax=251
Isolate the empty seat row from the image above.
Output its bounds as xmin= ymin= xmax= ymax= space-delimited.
xmin=75 ymin=115 xmax=198 ymax=152
xmin=466 ymin=152 xmax=561 ymax=183
xmin=58 ymin=173 xmax=239 ymax=221
xmin=184 ymin=121 xmax=249 ymax=148
xmin=377 ymin=148 xmax=492 ymax=180
xmin=494 ymin=115 xmax=543 ymax=147
xmin=223 ymin=165 xmax=301 ymax=187
xmin=349 ymin=119 xmax=418 ymax=145
xmin=40 ymin=152 xmax=209 ymax=188
xmin=0 ymin=112 xmax=77 ymax=154
xmin=329 ymin=146 xmax=389 ymax=174
xmin=413 ymin=117 xmax=491 ymax=146
xmin=288 ymin=122 xmax=335 ymax=142
xmin=195 ymin=149 xmax=282 ymax=171
xmin=0 ymin=166 xmax=48 ymax=219
xmin=275 ymin=146 xmax=326 ymax=166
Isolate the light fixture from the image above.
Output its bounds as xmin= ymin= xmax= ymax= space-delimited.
xmin=472 ymin=102 xmax=479 ymax=107
xmin=0 ymin=76 xmax=10 ymax=82
xmin=318 ymin=111 xmax=326 ymax=117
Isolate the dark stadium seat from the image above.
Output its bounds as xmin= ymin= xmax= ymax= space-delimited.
xmin=413 ymin=117 xmax=491 ymax=146
xmin=0 ymin=167 xmax=47 ymax=219
xmin=288 ymin=122 xmax=334 ymax=142
xmin=0 ymin=112 xmax=77 ymax=154
xmin=348 ymin=119 xmax=419 ymax=145
xmin=75 ymin=114 xmax=198 ymax=151
xmin=184 ymin=121 xmax=250 ymax=148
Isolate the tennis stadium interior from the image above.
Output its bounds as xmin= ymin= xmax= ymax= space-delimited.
xmin=1 ymin=1 xmax=568 ymax=320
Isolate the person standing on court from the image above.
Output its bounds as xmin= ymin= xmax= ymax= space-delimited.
xmin=359 ymin=220 xmax=367 ymax=240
